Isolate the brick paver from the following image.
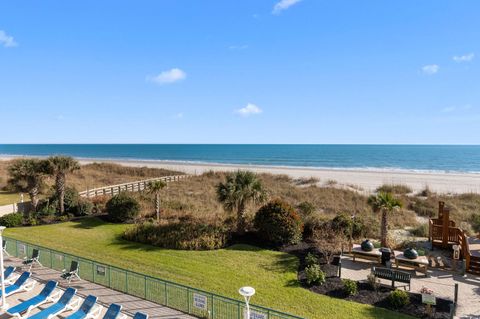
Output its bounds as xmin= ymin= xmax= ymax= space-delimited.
xmin=340 ymin=255 xmax=480 ymax=318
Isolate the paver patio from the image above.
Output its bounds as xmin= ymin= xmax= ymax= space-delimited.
xmin=2 ymin=255 xmax=195 ymax=319
xmin=340 ymin=255 xmax=480 ymax=318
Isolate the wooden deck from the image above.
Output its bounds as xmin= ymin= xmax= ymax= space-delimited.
xmin=4 ymin=256 xmax=195 ymax=319
xmin=468 ymin=237 xmax=480 ymax=258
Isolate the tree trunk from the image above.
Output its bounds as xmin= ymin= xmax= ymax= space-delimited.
xmin=29 ymin=186 xmax=39 ymax=212
xmin=236 ymin=202 xmax=246 ymax=235
xmin=155 ymin=192 xmax=160 ymax=222
xmin=56 ymin=173 xmax=66 ymax=215
xmin=381 ymin=210 xmax=388 ymax=247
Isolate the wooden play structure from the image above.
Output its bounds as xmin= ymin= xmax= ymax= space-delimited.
xmin=428 ymin=201 xmax=480 ymax=274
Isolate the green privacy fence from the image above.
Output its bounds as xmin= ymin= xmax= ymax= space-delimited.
xmin=4 ymin=237 xmax=303 ymax=319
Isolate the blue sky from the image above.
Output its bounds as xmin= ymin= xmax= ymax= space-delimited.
xmin=0 ymin=0 xmax=479 ymax=144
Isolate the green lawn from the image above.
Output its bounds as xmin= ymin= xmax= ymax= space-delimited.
xmin=0 ymin=192 xmax=23 ymax=206
xmin=5 ymin=218 xmax=409 ymax=319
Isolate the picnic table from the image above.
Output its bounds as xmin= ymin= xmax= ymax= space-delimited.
xmin=351 ymin=244 xmax=382 ymax=263
xmin=393 ymin=251 xmax=429 ymax=276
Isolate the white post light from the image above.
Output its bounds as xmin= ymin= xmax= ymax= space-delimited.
xmin=0 ymin=226 xmax=7 ymax=311
xmin=239 ymin=286 xmax=255 ymax=319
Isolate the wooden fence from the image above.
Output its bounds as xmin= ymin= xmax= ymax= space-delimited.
xmin=79 ymin=175 xmax=189 ymax=198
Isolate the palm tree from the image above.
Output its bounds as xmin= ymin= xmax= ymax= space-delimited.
xmin=45 ymin=156 xmax=80 ymax=214
xmin=216 ymin=170 xmax=267 ymax=235
xmin=368 ymin=192 xmax=402 ymax=247
xmin=147 ymin=180 xmax=167 ymax=222
xmin=7 ymin=159 xmax=48 ymax=212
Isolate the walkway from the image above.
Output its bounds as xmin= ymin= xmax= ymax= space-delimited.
xmin=4 ymin=256 xmax=195 ymax=319
xmin=340 ymin=256 xmax=480 ymax=318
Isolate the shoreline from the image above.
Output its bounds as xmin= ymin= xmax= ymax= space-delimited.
xmin=2 ymin=155 xmax=480 ymax=194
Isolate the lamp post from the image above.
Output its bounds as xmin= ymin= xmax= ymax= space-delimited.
xmin=0 ymin=226 xmax=7 ymax=311
xmin=239 ymin=286 xmax=255 ymax=319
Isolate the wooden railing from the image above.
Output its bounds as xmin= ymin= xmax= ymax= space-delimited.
xmin=457 ymin=230 xmax=471 ymax=270
xmin=79 ymin=175 xmax=189 ymax=198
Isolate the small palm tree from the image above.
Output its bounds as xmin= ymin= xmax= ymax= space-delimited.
xmin=147 ymin=180 xmax=167 ymax=222
xmin=7 ymin=159 xmax=48 ymax=212
xmin=216 ymin=170 xmax=267 ymax=235
xmin=45 ymin=156 xmax=80 ymax=214
xmin=368 ymin=192 xmax=402 ymax=247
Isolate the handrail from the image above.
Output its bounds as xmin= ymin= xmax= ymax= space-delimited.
xmin=79 ymin=175 xmax=190 ymax=198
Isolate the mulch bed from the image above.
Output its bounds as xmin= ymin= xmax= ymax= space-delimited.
xmin=285 ymin=243 xmax=453 ymax=319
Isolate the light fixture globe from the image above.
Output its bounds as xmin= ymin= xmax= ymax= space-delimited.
xmin=239 ymin=286 xmax=255 ymax=298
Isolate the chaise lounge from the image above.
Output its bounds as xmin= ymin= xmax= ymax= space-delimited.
xmin=65 ymin=295 xmax=100 ymax=319
xmin=26 ymin=287 xmax=80 ymax=319
xmin=0 ymin=272 xmax=35 ymax=298
xmin=7 ymin=281 xmax=60 ymax=319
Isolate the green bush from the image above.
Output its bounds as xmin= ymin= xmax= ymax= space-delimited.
xmin=305 ymin=252 xmax=319 ymax=267
xmin=74 ymin=198 xmax=94 ymax=216
xmin=342 ymin=279 xmax=358 ymax=296
xmin=410 ymin=223 xmax=428 ymax=237
xmin=471 ymin=213 xmax=480 ymax=233
xmin=331 ymin=213 xmax=365 ymax=239
xmin=388 ymin=289 xmax=410 ymax=308
xmin=0 ymin=213 xmax=23 ymax=227
xmin=305 ymin=264 xmax=325 ymax=286
xmin=376 ymin=184 xmax=412 ymax=195
xmin=297 ymin=201 xmax=316 ymax=217
xmin=254 ymin=199 xmax=303 ymax=246
xmin=106 ymin=192 xmax=141 ymax=223
xmin=124 ymin=221 xmax=230 ymax=250
xmin=48 ymin=187 xmax=80 ymax=213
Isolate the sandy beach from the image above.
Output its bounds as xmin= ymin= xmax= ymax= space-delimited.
xmin=75 ymin=158 xmax=480 ymax=194
xmin=2 ymin=156 xmax=480 ymax=194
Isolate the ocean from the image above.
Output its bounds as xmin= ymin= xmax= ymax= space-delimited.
xmin=1 ymin=144 xmax=480 ymax=174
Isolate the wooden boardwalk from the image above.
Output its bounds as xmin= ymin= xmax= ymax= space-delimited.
xmin=4 ymin=256 xmax=195 ymax=319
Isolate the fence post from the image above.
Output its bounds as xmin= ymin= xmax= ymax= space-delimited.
xmin=125 ymin=271 xmax=128 ymax=293
xmin=454 ymin=283 xmax=458 ymax=309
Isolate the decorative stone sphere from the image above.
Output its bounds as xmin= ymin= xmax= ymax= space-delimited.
xmin=404 ymin=248 xmax=418 ymax=259
xmin=361 ymin=239 xmax=374 ymax=252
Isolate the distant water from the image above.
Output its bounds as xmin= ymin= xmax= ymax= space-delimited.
xmin=1 ymin=144 xmax=480 ymax=174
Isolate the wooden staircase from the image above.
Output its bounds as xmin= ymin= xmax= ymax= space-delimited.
xmin=428 ymin=201 xmax=480 ymax=275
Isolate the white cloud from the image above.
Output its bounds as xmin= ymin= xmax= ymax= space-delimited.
xmin=235 ymin=103 xmax=263 ymax=117
xmin=422 ymin=64 xmax=439 ymax=75
xmin=441 ymin=104 xmax=472 ymax=113
xmin=453 ymin=53 xmax=474 ymax=63
xmin=173 ymin=112 xmax=184 ymax=119
xmin=272 ymin=0 xmax=302 ymax=14
xmin=0 ymin=30 xmax=18 ymax=48
xmin=147 ymin=68 xmax=186 ymax=85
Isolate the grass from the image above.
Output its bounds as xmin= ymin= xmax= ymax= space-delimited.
xmin=0 ymin=191 xmax=22 ymax=205
xmin=5 ymin=218 xmax=410 ymax=319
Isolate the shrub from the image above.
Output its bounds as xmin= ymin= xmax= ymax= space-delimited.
xmin=106 ymin=192 xmax=141 ymax=223
xmin=471 ymin=213 xmax=480 ymax=233
xmin=410 ymin=223 xmax=428 ymax=237
xmin=305 ymin=252 xmax=319 ymax=267
xmin=48 ymin=187 xmax=80 ymax=213
xmin=331 ymin=213 xmax=365 ymax=239
xmin=124 ymin=221 xmax=230 ymax=250
xmin=342 ymin=279 xmax=358 ymax=296
xmin=74 ymin=198 xmax=94 ymax=216
xmin=388 ymin=289 xmax=410 ymax=308
xmin=254 ymin=199 xmax=303 ymax=246
xmin=366 ymin=273 xmax=380 ymax=291
xmin=376 ymin=184 xmax=412 ymax=195
xmin=297 ymin=201 xmax=316 ymax=217
xmin=0 ymin=213 xmax=23 ymax=227
xmin=305 ymin=264 xmax=325 ymax=286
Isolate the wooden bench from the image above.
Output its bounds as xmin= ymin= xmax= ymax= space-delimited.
xmin=393 ymin=251 xmax=429 ymax=276
xmin=372 ymin=266 xmax=411 ymax=290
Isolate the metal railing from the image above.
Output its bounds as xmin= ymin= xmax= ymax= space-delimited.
xmin=4 ymin=237 xmax=303 ymax=319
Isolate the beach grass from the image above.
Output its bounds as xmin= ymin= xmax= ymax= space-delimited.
xmin=5 ymin=217 xmax=410 ymax=319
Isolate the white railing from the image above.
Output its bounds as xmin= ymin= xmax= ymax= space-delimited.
xmin=79 ymin=175 xmax=189 ymax=198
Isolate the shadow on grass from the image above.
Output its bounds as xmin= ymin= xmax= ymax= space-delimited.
xmin=71 ymin=216 xmax=116 ymax=229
